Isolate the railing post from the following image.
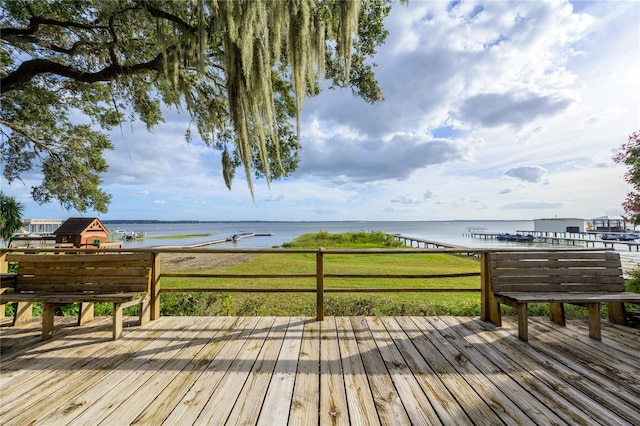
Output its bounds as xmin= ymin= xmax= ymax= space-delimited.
xmin=481 ymin=251 xmax=501 ymax=325
xmin=316 ymin=249 xmax=324 ymax=321
xmin=480 ymin=252 xmax=489 ymax=321
xmin=1 ymin=251 xmax=7 ymax=320
xmin=151 ymin=252 xmax=161 ymax=320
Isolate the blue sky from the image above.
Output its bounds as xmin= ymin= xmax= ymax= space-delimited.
xmin=3 ymin=0 xmax=639 ymax=222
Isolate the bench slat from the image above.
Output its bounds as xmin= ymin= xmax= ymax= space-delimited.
xmin=0 ymin=292 xmax=147 ymax=304
xmin=491 ymin=268 xmax=621 ymax=277
xmin=496 ymin=291 xmax=640 ymax=304
xmin=492 ymin=259 xmax=621 ymax=268
xmin=492 ymin=283 xmax=626 ymax=293
xmin=13 ymin=282 xmax=149 ymax=293
xmin=489 ymin=251 xmax=620 ymax=261
xmin=6 ymin=253 xmax=152 ymax=263
xmin=492 ymin=273 xmax=623 ymax=282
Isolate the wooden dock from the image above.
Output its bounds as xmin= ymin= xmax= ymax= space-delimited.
xmin=390 ymin=234 xmax=464 ymax=249
xmin=467 ymin=230 xmax=640 ymax=251
xmin=2 ymin=315 xmax=639 ymax=425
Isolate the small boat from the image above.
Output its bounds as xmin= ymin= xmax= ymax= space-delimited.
xmin=509 ymin=234 xmax=535 ymax=242
xmin=226 ymin=232 xmax=254 ymax=243
xmin=497 ymin=233 xmax=534 ymax=242
xmin=121 ymin=231 xmax=146 ymax=240
xmin=618 ymin=234 xmax=639 ymax=241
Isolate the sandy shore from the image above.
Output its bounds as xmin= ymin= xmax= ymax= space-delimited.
xmin=159 ymin=252 xmax=258 ymax=272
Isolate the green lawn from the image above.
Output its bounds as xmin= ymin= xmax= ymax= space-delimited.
xmin=159 ymin=232 xmax=484 ymax=316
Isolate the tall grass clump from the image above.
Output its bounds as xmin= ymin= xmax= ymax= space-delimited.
xmin=284 ymin=230 xmax=404 ymax=248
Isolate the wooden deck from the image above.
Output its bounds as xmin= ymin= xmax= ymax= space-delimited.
xmin=1 ymin=315 xmax=639 ymax=425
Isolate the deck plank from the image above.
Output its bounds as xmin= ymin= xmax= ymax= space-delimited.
xmin=1 ymin=315 xmax=639 ymax=426
xmin=257 ymin=317 xmax=305 ymax=425
xmin=288 ymin=319 xmax=321 ymax=426
xmin=335 ymin=316 xmax=381 ymax=426
xmin=319 ymin=317 xmax=349 ymax=426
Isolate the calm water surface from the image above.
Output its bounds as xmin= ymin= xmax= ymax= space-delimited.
xmin=109 ymin=220 xmax=542 ymax=249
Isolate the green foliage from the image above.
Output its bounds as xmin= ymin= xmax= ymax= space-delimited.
xmin=0 ymin=193 xmax=23 ymax=243
xmin=626 ymin=269 xmax=640 ymax=294
xmin=1 ymin=0 xmax=394 ymax=211
xmin=286 ymin=230 xmax=405 ymax=248
xmin=613 ymin=130 xmax=640 ymax=225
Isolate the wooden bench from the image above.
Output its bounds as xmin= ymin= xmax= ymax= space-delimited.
xmin=485 ymin=251 xmax=640 ymax=341
xmin=0 ymin=253 xmax=153 ymax=340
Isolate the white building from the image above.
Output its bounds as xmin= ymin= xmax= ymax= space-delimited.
xmin=20 ymin=219 xmax=62 ymax=235
xmin=533 ymin=218 xmax=585 ymax=233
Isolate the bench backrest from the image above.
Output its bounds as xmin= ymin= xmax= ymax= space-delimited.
xmin=6 ymin=253 xmax=153 ymax=293
xmin=489 ymin=251 xmax=625 ymax=293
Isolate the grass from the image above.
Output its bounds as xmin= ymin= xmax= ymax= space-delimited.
xmin=159 ymin=230 xmax=484 ymax=316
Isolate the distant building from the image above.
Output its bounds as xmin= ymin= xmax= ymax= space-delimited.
xmin=589 ymin=215 xmax=625 ymax=232
xmin=20 ymin=219 xmax=62 ymax=235
xmin=533 ymin=218 xmax=585 ymax=233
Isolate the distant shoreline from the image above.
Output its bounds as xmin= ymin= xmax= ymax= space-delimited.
xmin=102 ymin=219 xmax=532 ymax=224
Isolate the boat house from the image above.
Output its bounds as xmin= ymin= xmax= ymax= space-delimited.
xmin=53 ymin=217 xmax=112 ymax=248
xmin=589 ymin=215 xmax=626 ymax=232
xmin=533 ymin=218 xmax=585 ymax=233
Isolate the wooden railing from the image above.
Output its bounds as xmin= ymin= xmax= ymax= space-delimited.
xmin=1 ymin=246 xmax=613 ymax=321
xmin=155 ymin=247 xmax=482 ymax=320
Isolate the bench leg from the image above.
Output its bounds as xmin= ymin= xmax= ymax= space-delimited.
xmin=517 ymin=303 xmax=528 ymax=341
xmin=13 ymin=301 xmax=33 ymax=325
xmin=607 ymin=302 xmax=627 ymax=325
xmin=550 ymin=302 xmax=565 ymax=326
xmin=139 ymin=298 xmax=150 ymax=326
xmin=587 ymin=303 xmax=601 ymax=341
xmin=113 ymin=303 xmax=124 ymax=340
xmin=42 ymin=303 xmax=56 ymax=340
xmin=78 ymin=302 xmax=95 ymax=326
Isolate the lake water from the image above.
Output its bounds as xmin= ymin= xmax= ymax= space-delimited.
xmin=109 ymin=220 xmax=544 ymax=249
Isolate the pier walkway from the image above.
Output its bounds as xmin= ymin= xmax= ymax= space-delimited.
xmin=466 ymin=230 xmax=640 ymax=251
xmin=389 ymin=234 xmax=464 ymax=249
